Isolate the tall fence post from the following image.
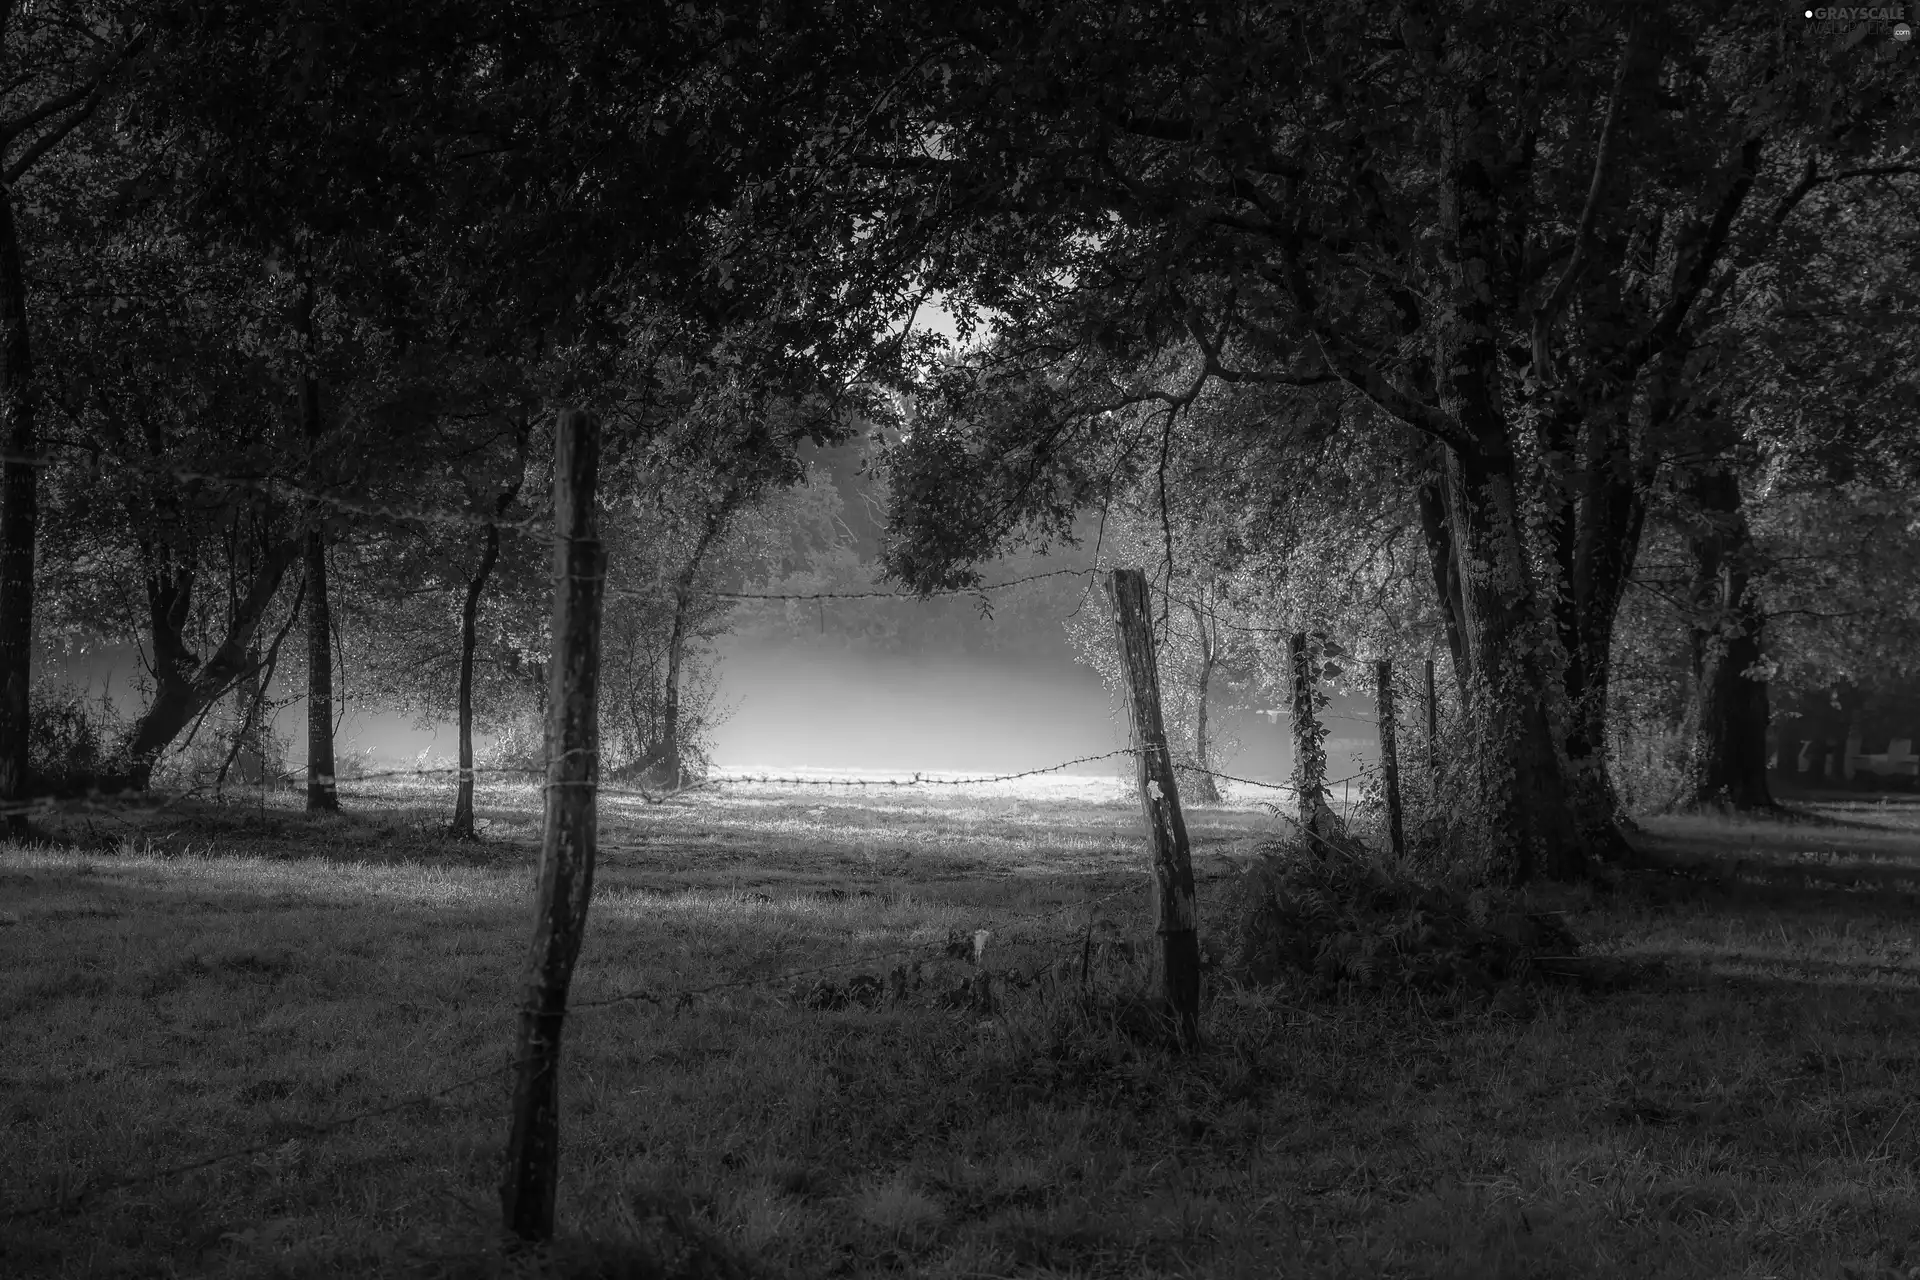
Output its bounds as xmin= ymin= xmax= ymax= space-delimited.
xmin=1424 ymin=657 xmax=1440 ymax=781
xmin=501 ymin=409 xmax=606 ymax=1243
xmin=1376 ymin=659 xmax=1407 ymax=859
xmin=1289 ymin=633 xmax=1336 ymax=841
xmin=1106 ymin=569 xmax=1201 ymax=1052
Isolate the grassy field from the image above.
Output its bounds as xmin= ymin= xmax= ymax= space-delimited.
xmin=4 ymin=777 xmax=1920 ymax=1279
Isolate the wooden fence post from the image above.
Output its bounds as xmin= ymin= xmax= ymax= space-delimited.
xmin=501 ymin=409 xmax=606 ymax=1243
xmin=1106 ymin=569 xmax=1202 ymax=1052
xmin=1289 ymin=633 xmax=1336 ymax=841
xmin=1376 ymin=659 xmax=1407 ymax=859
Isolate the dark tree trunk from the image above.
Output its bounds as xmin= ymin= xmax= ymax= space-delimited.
xmin=1436 ymin=441 xmax=1587 ymax=883
xmin=1429 ymin=97 xmax=1588 ymax=883
xmin=1183 ymin=597 xmax=1221 ymax=804
xmin=0 ymin=191 xmax=36 ymax=832
xmin=298 ymin=274 xmax=338 ymax=813
xmin=231 ymin=647 xmax=265 ymax=785
xmin=451 ymin=520 xmax=501 ymax=838
xmin=304 ymin=523 xmax=338 ymax=811
xmin=1682 ymin=466 xmax=1775 ymax=810
xmin=1537 ymin=395 xmax=1646 ymax=860
xmin=1413 ymin=446 xmax=1470 ymax=704
xmin=1423 ymin=658 xmax=1440 ymax=779
xmin=122 ymin=537 xmax=303 ymax=789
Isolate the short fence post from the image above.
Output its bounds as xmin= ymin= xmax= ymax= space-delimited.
xmin=1376 ymin=659 xmax=1407 ymax=859
xmin=1107 ymin=568 xmax=1202 ymax=1052
xmin=501 ymin=409 xmax=606 ymax=1242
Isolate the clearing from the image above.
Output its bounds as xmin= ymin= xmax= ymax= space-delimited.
xmin=3 ymin=779 xmax=1919 ymax=1279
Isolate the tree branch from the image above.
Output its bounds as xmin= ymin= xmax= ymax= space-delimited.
xmin=1263 ymin=241 xmax=1470 ymax=453
xmin=1531 ymin=15 xmax=1639 ymax=381
xmin=3 ymin=98 xmax=94 ymax=184
xmin=1614 ymin=135 xmax=1763 ymax=380
xmin=0 ymin=76 xmax=95 ymax=148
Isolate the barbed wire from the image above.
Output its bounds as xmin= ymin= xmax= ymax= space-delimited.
xmin=0 ymin=752 xmax=1395 ymax=820
xmin=676 ymin=567 xmax=1096 ymax=603
xmin=702 ymin=750 xmax=1139 ymax=789
xmin=0 ymin=743 xmax=1402 ymax=1218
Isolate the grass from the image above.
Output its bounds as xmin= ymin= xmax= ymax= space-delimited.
xmin=4 ymin=779 xmax=1920 ymax=1278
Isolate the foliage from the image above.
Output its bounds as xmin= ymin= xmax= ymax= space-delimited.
xmin=27 ymin=683 xmax=127 ymax=795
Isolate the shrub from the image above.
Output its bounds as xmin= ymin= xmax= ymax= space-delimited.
xmin=477 ymin=710 xmax=543 ymax=781
xmin=1223 ymin=835 xmax=1585 ymax=998
xmin=28 ymin=684 xmax=128 ymax=794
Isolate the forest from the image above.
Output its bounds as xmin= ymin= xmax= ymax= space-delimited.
xmin=4 ymin=3 xmax=1920 ymax=1278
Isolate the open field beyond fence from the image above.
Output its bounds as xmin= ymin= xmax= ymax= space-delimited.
xmin=4 ymin=781 xmax=1920 ymax=1278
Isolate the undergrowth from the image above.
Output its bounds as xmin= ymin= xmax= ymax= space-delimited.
xmin=1225 ymin=836 xmax=1594 ymax=1000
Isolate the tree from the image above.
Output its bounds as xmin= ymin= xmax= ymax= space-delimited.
xmin=451 ymin=418 xmax=531 ymax=836
xmin=864 ymin=0 xmax=1915 ymax=880
xmin=0 ymin=2 xmax=147 ymax=823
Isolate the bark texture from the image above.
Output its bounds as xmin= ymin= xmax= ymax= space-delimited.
xmin=502 ymin=409 xmax=606 ymax=1241
xmin=1431 ymin=92 xmax=1586 ymax=884
xmin=1107 ymin=568 xmax=1201 ymax=1052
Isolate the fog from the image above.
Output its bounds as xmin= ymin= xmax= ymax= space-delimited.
xmin=46 ymin=632 xmax=1386 ymax=792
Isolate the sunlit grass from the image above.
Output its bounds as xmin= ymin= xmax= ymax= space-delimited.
xmin=6 ymin=782 xmax=1920 ymax=1277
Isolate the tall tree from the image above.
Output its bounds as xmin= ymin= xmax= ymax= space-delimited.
xmin=0 ymin=3 xmax=146 ymax=824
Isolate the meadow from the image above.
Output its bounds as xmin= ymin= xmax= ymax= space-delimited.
xmin=3 ymin=776 xmax=1919 ymax=1279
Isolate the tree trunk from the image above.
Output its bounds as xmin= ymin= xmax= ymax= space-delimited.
xmin=232 ymin=647 xmax=265 ymax=785
xmin=305 ymin=523 xmax=338 ymax=811
xmin=1437 ymin=443 xmax=1587 ymax=882
xmin=657 ymin=596 xmax=687 ymax=790
xmin=122 ymin=536 xmax=303 ymax=789
xmin=1537 ymin=395 xmax=1646 ymax=860
xmin=1423 ymin=657 xmax=1440 ymax=779
xmin=648 ymin=487 xmax=740 ymax=788
xmin=1288 ymin=632 xmax=1340 ymax=844
xmin=502 ymin=409 xmax=606 ymax=1242
xmin=1375 ymin=660 xmax=1406 ymax=859
xmin=451 ymin=520 xmax=502 ymax=838
xmin=1183 ymin=597 xmax=1221 ymax=804
xmin=1413 ymin=446 xmax=1470 ymax=703
xmin=1682 ymin=466 xmax=1774 ymax=810
xmin=1429 ymin=95 xmax=1588 ymax=884
xmin=298 ymin=274 xmax=337 ymax=813
xmin=0 ymin=190 xmax=36 ymax=833
xmin=1106 ymin=568 xmax=1201 ymax=1052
